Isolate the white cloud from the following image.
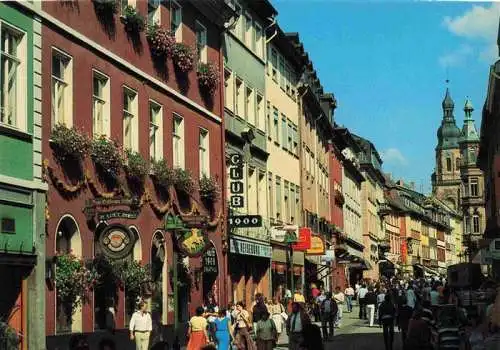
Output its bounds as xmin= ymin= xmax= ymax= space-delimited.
xmin=380 ymin=148 xmax=408 ymax=166
xmin=442 ymin=3 xmax=500 ymax=63
xmin=439 ymin=44 xmax=473 ymax=67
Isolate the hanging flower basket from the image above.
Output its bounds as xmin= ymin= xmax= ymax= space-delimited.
xmin=114 ymin=260 xmax=152 ymax=307
xmin=121 ymin=5 xmax=145 ymax=33
xmin=0 ymin=321 xmax=20 ymax=350
xmin=50 ymin=124 xmax=90 ymax=161
xmin=151 ymin=159 xmax=175 ymax=189
xmin=199 ymin=175 xmax=220 ymax=202
xmin=90 ymin=136 xmax=123 ymax=178
xmin=124 ymin=150 xmax=149 ymax=182
xmin=172 ymin=43 xmax=195 ymax=73
xmin=55 ymin=253 xmax=97 ymax=314
xmin=92 ymin=0 xmax=118 ymax=15
xmin=173 ymin=168 xmax=195 ymax=194
xmin=197 ymin=62 xmax=220 ymax=95
xmin=146 ymin=24 xmax=175 ymax=58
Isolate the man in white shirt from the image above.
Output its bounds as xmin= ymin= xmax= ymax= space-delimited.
xmin=406 ymin=286 xmax=417 ymax=309
xmin=357 ymin=284 xmax=368 ymax=320
xmin=333 ymin=287 xmax=345 ymax=328
xmin=129 ymin=301 xmax=152 ymax=350
xmin=344 ymin=285 xmax=355 ymax=313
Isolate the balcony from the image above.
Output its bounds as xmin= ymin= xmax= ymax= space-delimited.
xmin=378 ymin=203 xmax=391 ymax=217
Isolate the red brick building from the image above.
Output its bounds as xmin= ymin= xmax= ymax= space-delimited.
xmin=39 ymin=0 xmax=233 ymax=346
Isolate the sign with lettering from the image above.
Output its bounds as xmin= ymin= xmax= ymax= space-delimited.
xmin=270 ymin=225 xmax=298 ymax=243
xmin=98 ymin=210 xmax=139 ymax=221
xmin=230 ymin=238 xmax=272 ymax=258
xmin=306 ymin=235 xmax=326 ymax=255
xmin=98 ymin=224 xmax=136 ymax=260
xmin=182 ymin=215 xmax=209 ymax=228
xmin=292 ymin=227 xmax=312 ymax=251
xmin=228 ymin=215 xmax=262 ymax=228
xmin=203 ymin=245 xmax=218 ymax=274
xmin=229 ymin=153 xmax=244 ymax=208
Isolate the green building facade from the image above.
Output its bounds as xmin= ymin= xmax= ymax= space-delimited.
xmin=0 ymin=2 xmax=46 ymax=348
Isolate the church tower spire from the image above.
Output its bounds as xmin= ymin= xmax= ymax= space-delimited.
xmin=437 ymin=86 xmax=461 ymax=150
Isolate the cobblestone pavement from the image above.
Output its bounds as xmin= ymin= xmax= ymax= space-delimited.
xmin=276 ymin=306 xmax=404 ymax=350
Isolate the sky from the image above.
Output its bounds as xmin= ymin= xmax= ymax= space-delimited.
xmin=272 ymin=0 xmax=500 ymax=194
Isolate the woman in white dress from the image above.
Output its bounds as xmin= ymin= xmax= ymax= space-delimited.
xmin=268 ymin=297 xmax=286 ymax=336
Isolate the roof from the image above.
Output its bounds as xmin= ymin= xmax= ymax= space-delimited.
xmin=442 ymin=88 xmax=455 ymax=109
xmin=351 ymin=134 xmax=383 ymax=165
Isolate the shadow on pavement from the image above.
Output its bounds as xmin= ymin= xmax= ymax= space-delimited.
xmin=328 ymin=332 xmax=403 ymax=350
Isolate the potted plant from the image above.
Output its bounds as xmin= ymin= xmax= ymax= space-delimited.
xmin=121 ymin=5 xmax=145 ymax=33
xmin=172 ymin=43 xmax=195 ymax=73
xmin=124 ymin=150 xmax=149 ymax=182
xmin=0 ymin=321 xmax=20 ymax=350
xmin=197 ymin=62 xmax=220 ymax=94
xmin=50 ymin=124 xmax=90 ymax=161
xmin=173 ymin=168 xmax=195 ymax=194
xmin=151 ymin=159 xmax=175 ymax=189
xmin=90 ymin=136 xmax=123 ymax=178
xmin=55 ymin=253 xmax=95 ymax=316
xmin=92 ymin=0 xmax=118 ymax=15
xmin=146 ymin=24 xmax=175 ymax=58
xmin=199 ymin=175 xmax=220 ymax=201
xmin=114 ymin=260 xmax=152 ymax=309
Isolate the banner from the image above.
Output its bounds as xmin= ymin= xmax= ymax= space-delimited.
xmin=306 ymin=235 xmax=325 ymax=255
xmin=292 ymin=227 xmax=312 ymax=251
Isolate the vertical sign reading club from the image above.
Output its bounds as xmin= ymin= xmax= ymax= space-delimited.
xmin=229 ymin=154 xmax=244 ymax=208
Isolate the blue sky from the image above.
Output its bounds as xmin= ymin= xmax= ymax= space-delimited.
xmin=273 ymin=1 xmax=500 ymax=193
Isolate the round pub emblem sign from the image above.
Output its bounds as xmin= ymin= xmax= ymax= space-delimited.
xmin=98 ymin=224 xmax=135 ymax=260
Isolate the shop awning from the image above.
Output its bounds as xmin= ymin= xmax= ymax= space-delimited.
xmin=414 ymin=263 xmax=440 ymax=277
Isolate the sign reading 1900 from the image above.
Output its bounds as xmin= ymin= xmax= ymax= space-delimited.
xmin=228 ymin=215 xmax=262 ymax=228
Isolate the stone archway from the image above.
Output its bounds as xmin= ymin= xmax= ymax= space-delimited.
xmin=54 ymin=215 xmax=82 ymax=334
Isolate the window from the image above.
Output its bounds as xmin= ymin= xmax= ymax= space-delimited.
xmin=1 ymin=24 xmax=25 ymax=129
xmin=195 ymin=21 xmax=207 ymax=63
xmin=464 ymin=216 xmax=470 ymax=233
xmin=273 ymin=107 xmax=279 ymax=143
xmin=287 ymin=121 xmax=293 ymax=151
xmin=235 ymin=78 xmax=243 ymax=117
xmin=284 ymin=181 xmax=290 ymax=222
xmin=52 ymin=50 xmax=72 ymax=127
xmin=245 ymin=87 xmax=254 ymax=124
xmin=224 ymin=69 xmax=233 ymax=110
xmin=285 ymin=65 xmax=291 ymax=95
xmin=456 ymin=157 xmax=460 ymax=170
xmin=470 ymin=177 xmax=479 ymax=197
xmin=270 ymin=48 xmax=278 ymax=82
xmin=258 ymin=172 xmax=266 ymax=217
xmin=92 ymin=71 xmax=110 ymax=137
xmin=266 ymin=101 xmax=271 ymax=136
xmin=279 ymin=55 xmax=285 ymax=89
xmin=255 ymin=23 xmax=263 ymax=58
xmin=446 ymin=157 xmax=452 ymax=172
xmin=256 ymin=94 xmax=264 ymax=131
xmin=122 ymin=87 xmax=138 ymax=151
xmin=199 ymin=129 xmax=209 ymax=177
xmin=172 ymin=114 xmax=184 ymax=169
xmin=268 ymin=173 xmax=274 ymax=219
xmin=281 ymin=115 xmax=287 ymax=149
xmin=244 ymin=14 xmax=252 ymax=48
xmin=292 ymin=125 xmax=298 ymax=155
xmin=170 ymin=0 xmax=182 ymax=41
xmin=276 ymin=176 xmax=282 ymax=220
xmin=472 ymin=215 xmax=480 ymax=233
xmin=295 ymin=186 xmax=301 ymax=225
xmin=290 ymin=185 xmax=296 ymax=223
xmin=149 ymin=101 xmax=163 ymax=161
xmin=231 ymin=1 xmax=242 ymax=39
xmin=147 ymin=0 xmax=161 ymax=26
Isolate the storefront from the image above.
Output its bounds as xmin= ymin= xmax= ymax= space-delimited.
xmin=305 ymin=235 xmax=330 ymax=294
xmin=270 ymin=245 xmax=304 ymax=300
xmin=229 ymin=237 xmax=272 ymax=306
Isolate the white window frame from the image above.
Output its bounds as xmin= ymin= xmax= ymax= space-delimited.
xmin=224 ymin=69 xmax=234 ymax=111
xmin=149 ymin=100 xmax=163 ymax=162
xmin=122 ymin=86 xmax=139 ymax=152
xmin=170 ymin=0 xmax=182 ymax=42
xmin=254 ymin=22 xmax=263 ymax=58
xmin=51 ymin=48 xmax=73 ymax=127
xmin=172 ymin=113 xmax=185 ymax=169
xmin=195 ymin=21 xmax=207 ymax=63
xmin=235 ymin=77 xmax=244 ymax=118
xmin=256 ymin=93 xmax=264 ymax=131
xmin=199 ymin=128 xmax=210 ymax=178
xmin=0 ymin=22 xmax=26 ymax=131
xmin=470 ymin=177 xmax=479 ymax=197
xmin=92 ymin=70 xmax=110 ymax=137
xmin=472 ymin=214 xmax=480 ymax=234
xmin=245 ymin=86 xmax=254 ymax=124
xmin=244 ymin=13 xmax=253 ymax=48
xmin=147 ymin=0 xmax=161 ymax=26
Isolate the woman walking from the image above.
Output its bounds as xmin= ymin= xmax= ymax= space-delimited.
xmin=214 ymin=309 xmax=232 ymax=350
xmin=187 ymin=306 xmax=209 ymax=350
xmin=269 ymin=297 xmax=286 ymax=337
xmin=234 ymin=302 xmax=256 ymax=350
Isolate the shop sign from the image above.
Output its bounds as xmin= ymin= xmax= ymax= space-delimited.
xmin=292 ymin=227 xmax=312 ymax=251
xmin=98 ymin=224 xmax=136 ymax=260
xmin=228 ymin=215 xmax=262 ymax=228
xmin=401 ymin=240 xmax=408 ymax=264
xmin=183 ymin=215 xmax=209 ymax=229
xmin=230 ymin=238 xmax=272 ymax=258
xmin=203 ymin=246 xmax=218 ymax=274
xmin=98 ymin=210 xmax=139 ymax=221
xmin=229 ymin=154 xmax=244 ymax=208
xmin=306 ymin=235 xmax=326 ymax=256
xmin=175 ymin=228 xmax=209 ymax=257
xmin=165 ymin=214 xmax=185 ymax=230
xmin=270 ymin=225 xmax=298 ymax=243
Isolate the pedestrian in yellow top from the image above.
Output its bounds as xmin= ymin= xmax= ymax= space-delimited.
xmin=129 ymin=301 xmax=152 ymax=350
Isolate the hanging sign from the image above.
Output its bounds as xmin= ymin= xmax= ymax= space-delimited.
xmin=98 ymin=224 xmax=136 ymax=260
xmin=175 ymin=228 xmax=209 ymax=257
xmin=229 ymin=153 xmax=244 ymax=208
xmin=228 ymin=215 xmax=262 ymax=228
xmin=230 ymin=238 xmax=272 ymax=258
xmin=292 ymin=227 xmax=312 ymax=251
xmin=203 ymin=245 xmax=218 ymax=274
xmin=270 ymin=225 xmax=298 ymax=243
xmin=306 ymin=235 xmax=326 ymax=255
xmin=98 ymin=210 xmax=139 ymax=221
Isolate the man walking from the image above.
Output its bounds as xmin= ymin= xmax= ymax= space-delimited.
xmin=344 ymin=285 xmax=355 ymax=313
xmin=319 ymin=292 xmax=337 ymax=341
xmin=378 ymin=294 xmax=396 ymax=350
xmin=333 ymin=287 xmax=345 ymax=328
xmin=358 ymin=284 xmax=368 ymax=320
xmin=286 ymin=302 xmax=311 ymax=350
xmin=129 ymin=301 xmax=152 ymax=350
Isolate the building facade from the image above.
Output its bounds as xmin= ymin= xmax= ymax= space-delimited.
xmin=0 ymin=2 xmax=46 ymax=349
xmin=37 ymin=0 xmax=232 ymax=346
xmin=223 ymin=0 xmax=276 ymax=307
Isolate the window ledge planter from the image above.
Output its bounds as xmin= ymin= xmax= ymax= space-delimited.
xmin=124 ymin=150 xmax=149 ymax=182
xmin=199 ymin=175 xmax=220 ymax=202
xmin=121 ymin=5 xmax=145 ymax=33
xmin=197 ymin=62 xmax=220 ymax=95
xmin=173 ymin=168 xmax=195 ymax=194
xmin=151 ymin=159 xmax=175 ymax=189
xmin=172 ymin=43 xmax=195 ymax=73
xmin=146 ymin=24 xmax=175 ymax=58
xmin=92 ymin=0 xmax=118 ymax=15
xmin=90 ymin=136 xmax=123 ymax=178
xmin=50 ymin=124 xmax=90 ymax=161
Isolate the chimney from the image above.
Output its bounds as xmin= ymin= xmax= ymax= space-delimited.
xmin=397 ymin=180 xmax=404 ymax=186
xmin=320 ymin=93 xmax=336 ymax=125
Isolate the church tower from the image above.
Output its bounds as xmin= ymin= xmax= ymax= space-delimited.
xmin=432 ymin=88 xmax=462 ymax=210
xmin=458 ymin=98 xmax=486 ymax=253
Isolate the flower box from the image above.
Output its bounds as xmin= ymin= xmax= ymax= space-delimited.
xmin=90 ymin=136 xmax=123 ymax=178
xmin=197 ymin=62 xmax=220 ymax=94
xmin=146 ymin=24 xmax=175 ymax=58
xmin=121 ymin=5 xmax=145 ymax=33
xmin=199 ymin=175 xmax=220 ymax=201
xmin=124 ymin=150 xmax=149 ymax=182
xmin=151 ymin=159 xmax=175 ymax=189
xmin=50 ymin=124 xmax=90 ymax=161
xmin=173 ymin=168 xmax=195 ymax=194
xmin=92 ymin=0 xmax=118 ymax=14
xmin=172 ymin=43 xmax=195 ymax=73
